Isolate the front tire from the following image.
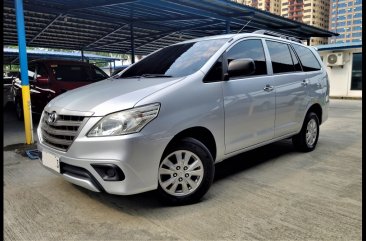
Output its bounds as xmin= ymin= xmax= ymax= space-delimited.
xmin=292 ymin=112 xmax=319 ymax=152
xmin=157 ymin=138 xmax=214 ymax=205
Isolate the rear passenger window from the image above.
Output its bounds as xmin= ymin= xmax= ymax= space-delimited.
xmin=226 ymin=39 xmax=267 ymax=77
xmin=292 ymin=44 xmax=321 ymax=71
xmin=266 ymin=41 xmax=296 ymax=74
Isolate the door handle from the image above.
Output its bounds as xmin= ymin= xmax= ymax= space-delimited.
xmin=263 ymin=84 xmax=274 ymax=92
xmin=301 ymin=80 xmax=309 ymax=86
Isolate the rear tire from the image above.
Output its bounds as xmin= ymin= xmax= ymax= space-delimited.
xmin=157 ymin=138 xmax=214 ymax=205
xmin=292 ymin=112 xmax=319 ymax=152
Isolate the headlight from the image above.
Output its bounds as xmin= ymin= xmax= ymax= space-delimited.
xmin=87 ymin=103 xmax=160 ymax=137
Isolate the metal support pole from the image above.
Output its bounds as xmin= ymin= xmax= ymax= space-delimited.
xmin=15 ymin=0 xmax=33 ymax=144
xmin=113 ymin=60 xmax=116 ymax=73
xmin=307 ymin=38 xmax=310 ymax=46
xmin=109 ymin=61 xmax=112 ymax=76
xmin=130 ymin=23 xmax=135 ymax=64
xmin=81 ymin=49 xmax=84 ymax=62
xmin=226 ymin=20 xmax=230 ymax=34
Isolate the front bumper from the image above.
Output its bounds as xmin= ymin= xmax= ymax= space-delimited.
xmin=37 ymin=121 xmax=171 ymax=195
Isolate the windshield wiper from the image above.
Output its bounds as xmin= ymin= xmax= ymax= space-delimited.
xmin=141 ymin=74 xmax=172 ymax=78
xmin=119 ymin=74 xmax=172 ymax=79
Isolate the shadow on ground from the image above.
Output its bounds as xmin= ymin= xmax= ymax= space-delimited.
xmin=72 ymin=139 xmax=296 ymax=210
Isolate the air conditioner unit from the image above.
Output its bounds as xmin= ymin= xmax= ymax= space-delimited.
xmin=327 ymin=52 xmax=344 ymax=66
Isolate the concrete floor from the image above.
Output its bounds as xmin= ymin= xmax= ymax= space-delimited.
xmin=3 ymin=99 xmax=362 ymax=240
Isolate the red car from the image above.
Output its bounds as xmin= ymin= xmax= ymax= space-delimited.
xmin=11 ymin=59 xmax=109 ymax=120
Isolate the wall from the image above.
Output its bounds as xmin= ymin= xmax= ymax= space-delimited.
xmin=318 ymin=48 xmax=362 ymax=98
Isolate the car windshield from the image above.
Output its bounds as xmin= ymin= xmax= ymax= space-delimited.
xmin=119 ymin=38 xmax=229 ymax=78
xmin=50 ymin=64 xmax=108 ymax=82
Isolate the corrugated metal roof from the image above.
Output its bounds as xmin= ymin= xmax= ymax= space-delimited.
xmin=316 ymin=42 xmax=363 ymax=51
xmin=3 ymin=47 xmax=120 ymax=64
xmin=4 ymin=0 xmax=338 ymax=55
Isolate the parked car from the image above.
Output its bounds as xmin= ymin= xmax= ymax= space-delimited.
xmin=3 ymin=72 xmax=19 ymax=107
xmin=38 ymin=31 xmax=329 ymax=205
xmin=11 ymin=59 xmax=109 ymax=120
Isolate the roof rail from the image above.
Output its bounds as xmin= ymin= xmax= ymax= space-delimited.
xmin=253 ymin=30 xmax=303 ymax=44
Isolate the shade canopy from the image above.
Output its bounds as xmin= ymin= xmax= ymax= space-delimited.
xmin=4 ymin=0 xmax=338 ymax=55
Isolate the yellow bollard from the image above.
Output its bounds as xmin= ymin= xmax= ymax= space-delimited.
xmin=21 ymin=85 xmax=33 ymax=144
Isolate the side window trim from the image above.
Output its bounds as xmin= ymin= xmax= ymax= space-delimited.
xmin=288 ymin=44 xmax=303 ymax=72
xmin=224 ymin=37 xmax=268 ymax=79
xmin=289 ymin=44 xmax=306 ymax=71
xmin=202 ymin=54 xmax=225 ymax=83
xmin=261 ymin=39 xmax=273 ymax=75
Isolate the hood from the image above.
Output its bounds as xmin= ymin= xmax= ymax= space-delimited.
xmin=46 ymin=76 xmax=183 ymax=116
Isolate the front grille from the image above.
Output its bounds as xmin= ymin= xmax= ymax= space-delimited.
xmin=41 ymin=111 xmax=87 ymax=151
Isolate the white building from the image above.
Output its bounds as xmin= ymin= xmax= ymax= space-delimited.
xmin=316 ymin=42 xmax=362 ymax=99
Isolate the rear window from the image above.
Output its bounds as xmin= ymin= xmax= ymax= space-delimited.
xmin=291 ymin=44 xmax=321 ymax=72
xmin=50 ymin=64 xmax=108 ymax=82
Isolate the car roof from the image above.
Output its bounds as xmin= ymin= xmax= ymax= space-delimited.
xmin=29 ymin=59 xmax=95 ymax=65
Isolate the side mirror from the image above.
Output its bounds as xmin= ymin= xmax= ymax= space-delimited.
xmin=35 ymin=76 xmax=49 ymax=85
xmin=226 ymin=58 xmax=256 ymax=79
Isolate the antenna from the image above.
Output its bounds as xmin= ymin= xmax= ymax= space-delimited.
xmin=237 ymin=18 xmax=253 ymax=34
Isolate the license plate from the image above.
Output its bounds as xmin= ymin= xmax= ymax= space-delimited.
xmin=42 ymin=151 xmax=60 ymax=173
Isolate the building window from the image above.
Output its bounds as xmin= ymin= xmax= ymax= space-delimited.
xmin=351 ymin=53 xmax=362 ymax=91
xmin=351 ymin=39 xmax=362 ymax=42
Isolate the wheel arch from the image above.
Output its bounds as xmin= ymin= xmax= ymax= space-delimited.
xmin=162 ymin=126 xmax=217 ymax=162
xmin=306 ymin=103 xmax=323 ymax=125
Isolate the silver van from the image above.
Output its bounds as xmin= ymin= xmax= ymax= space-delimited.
xmin=38 ymin=31 xmax=329 ymax=205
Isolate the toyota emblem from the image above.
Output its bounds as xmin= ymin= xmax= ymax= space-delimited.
xmin=47 ymin=111 xmax=58 ymax=124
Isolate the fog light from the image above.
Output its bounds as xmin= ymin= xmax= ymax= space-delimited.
xmin=91 ymin=164 xmax=125 ymax=181
xmin=106 ymin=168 xmax=116 ymax=177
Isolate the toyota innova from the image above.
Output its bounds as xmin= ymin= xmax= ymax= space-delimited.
xmin=38 ymin=31 xmax=329 ymax=205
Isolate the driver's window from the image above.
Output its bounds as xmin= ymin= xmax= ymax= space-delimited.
xmin=226 ymin=39 xmax=267 ymax=78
